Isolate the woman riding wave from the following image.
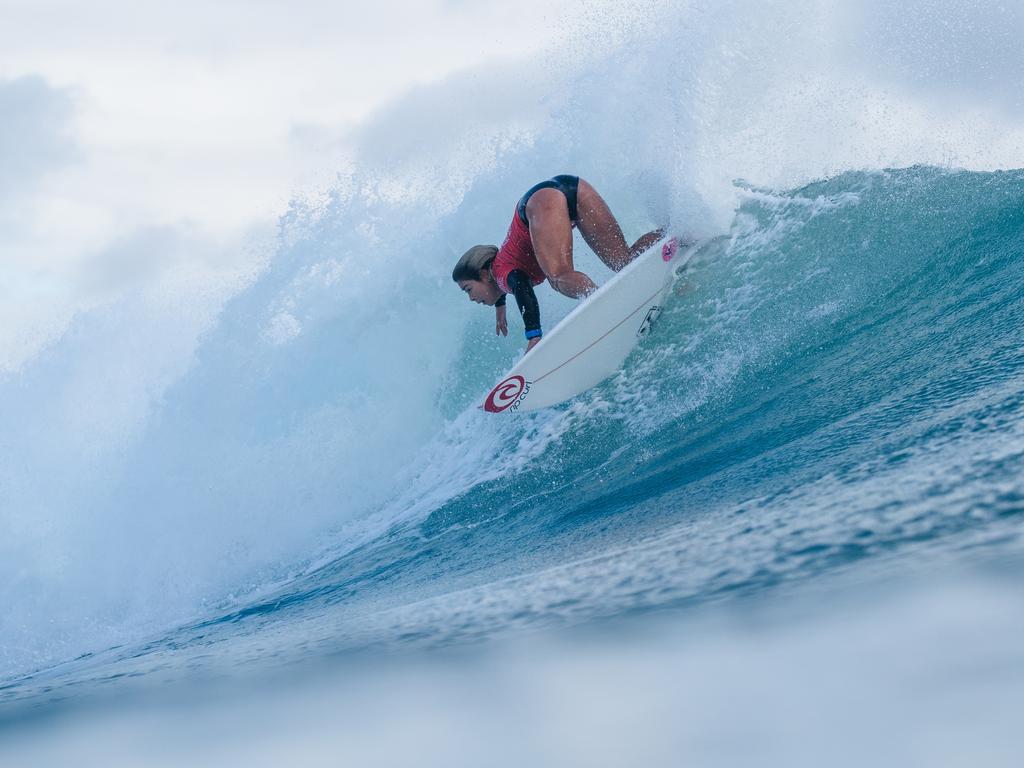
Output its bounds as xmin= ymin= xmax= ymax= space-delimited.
xmin=453 ymin=175 xmax=663 ymax=353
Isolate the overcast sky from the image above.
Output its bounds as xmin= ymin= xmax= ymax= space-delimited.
xmin=0 ymin=0 xmax=580 ymax=369
xmin=4 ymin=0 xmax=1023 ymax=372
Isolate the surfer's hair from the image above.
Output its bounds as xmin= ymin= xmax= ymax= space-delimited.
xmin=452 ymin=244 xmax=499 ymax=282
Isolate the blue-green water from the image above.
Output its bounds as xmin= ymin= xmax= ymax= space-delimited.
xmin=2 ymin=166 xmax=1022 ymax=765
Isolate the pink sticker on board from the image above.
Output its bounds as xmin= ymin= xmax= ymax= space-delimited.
xmin=662 ymin=237 xmax=678 ymax=262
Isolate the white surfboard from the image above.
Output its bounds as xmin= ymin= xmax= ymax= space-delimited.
xmin=481 ymin=235 xmax=695 ymax=414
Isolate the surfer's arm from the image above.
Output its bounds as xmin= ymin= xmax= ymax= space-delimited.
xmin=494 ymin=297 xmax=508 ymax=336
xmin=506 ymin=270 xmax=542 ymax=344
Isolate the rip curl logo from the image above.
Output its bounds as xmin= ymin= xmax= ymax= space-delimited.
xmin=484 ymin=375 xmax=531 ymax=413
xmin=637 ymin=306 xmax=663 ymax=337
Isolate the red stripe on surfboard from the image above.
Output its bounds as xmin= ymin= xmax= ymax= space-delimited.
xmin=533 ymin=282 xmax=666 ymax=385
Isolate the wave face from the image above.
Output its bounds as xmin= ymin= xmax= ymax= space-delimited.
xmin=3 ymin=164 xmax=1023 ymax=703
xmin=1 ymin=2 xmax=1023 ymax=751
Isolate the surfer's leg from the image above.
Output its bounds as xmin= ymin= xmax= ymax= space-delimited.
xmin=575 ymin=179 xmax=633 ymax=271
xmin=628 ymin=227 xmax=667 ymax=258
xmin=526 ymin=187 xmax=598 ymax=299
xmin=576 ymin=180 xmax=667 ymax=270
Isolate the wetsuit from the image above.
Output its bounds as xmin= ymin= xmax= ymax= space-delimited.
xmin=491 ymin=175 xmax=581 ymax=340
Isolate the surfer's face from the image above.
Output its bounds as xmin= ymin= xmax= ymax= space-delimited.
xmin=457 ymin=275 xmax=501 ymax=306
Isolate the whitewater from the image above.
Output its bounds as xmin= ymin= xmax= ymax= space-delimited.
xmin=2 ymin=1 xmax=1023 ymax=765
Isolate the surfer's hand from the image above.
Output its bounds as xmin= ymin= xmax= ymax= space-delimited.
xmin=525 ymin=337 xmax=541 ymax=354
xmin=495 ymin=305 xmax=508 ymax=336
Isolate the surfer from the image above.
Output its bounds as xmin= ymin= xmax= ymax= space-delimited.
xmin=453 ymin=175 xmax=663 ymax=353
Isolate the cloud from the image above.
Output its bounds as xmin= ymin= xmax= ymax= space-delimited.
xmin=0 ymin=75 xmax=79 ymax=205
xmin=840 ymin=0 xmax=1024 ymax=117
xmin=75 ymin=224 xmax=191 ymax=300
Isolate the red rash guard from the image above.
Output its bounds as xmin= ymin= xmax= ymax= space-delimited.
xmin=490 ymin=214 xmax=547 ymax=294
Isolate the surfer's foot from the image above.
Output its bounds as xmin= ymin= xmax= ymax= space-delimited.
xmin=627 ymin=227 xmax=667 ymax=261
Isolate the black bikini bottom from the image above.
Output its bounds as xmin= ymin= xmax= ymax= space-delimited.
xmin=516 ymin=174 xmax=580 ymax=226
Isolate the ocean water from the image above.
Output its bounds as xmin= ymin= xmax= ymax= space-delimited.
xmin=3 ymin=2 xmax=1024 ymax=765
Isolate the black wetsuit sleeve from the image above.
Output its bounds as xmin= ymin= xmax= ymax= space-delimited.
xmin=505 ymin=269 xmax=542 ymax=338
